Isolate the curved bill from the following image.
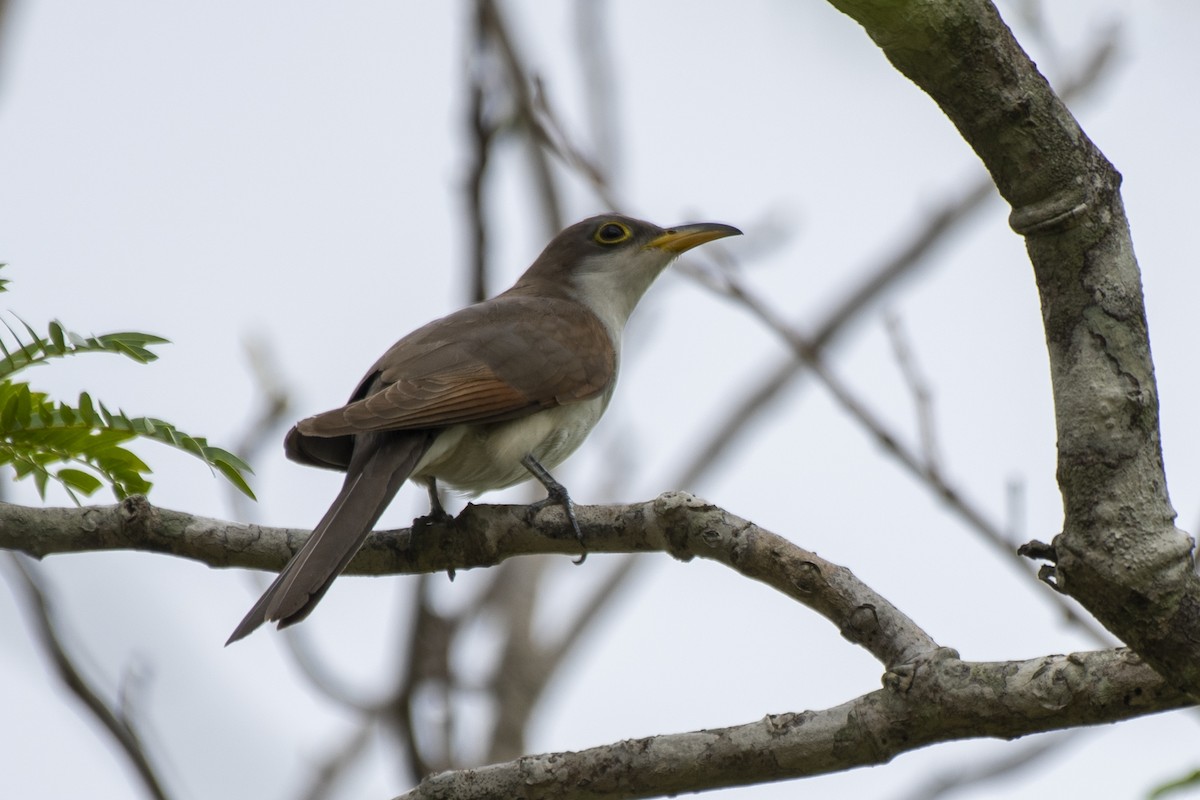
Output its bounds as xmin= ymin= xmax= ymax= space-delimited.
xmin=646 ymin=222 xmax=743 ymax=254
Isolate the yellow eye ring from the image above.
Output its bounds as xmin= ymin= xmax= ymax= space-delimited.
xmin=593 ymin=221 xmax=632 ymax=245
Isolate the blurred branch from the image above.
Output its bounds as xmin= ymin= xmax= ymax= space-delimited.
xmin=439 ymin=0 xmax=631 ymax=776
xmin=669 ymin=20 xmax=1118 ymax=492
xmin=686 ymin=250 xmax=1114 ymax=644
xmin=399 ymin=648 xmax=1187 ymax=800
xmin=476 ymin=0 xmax=563 ymax=236
xmin=222 ymin=337 xmax=381 ymax=710
xmin=531 ymin=79 xmax=619 ymax=210
xmin=226 ymin=335 xmax=291 ymax=521
xmin=216 ymin=321 xmax=393 ymax=800
xmin=539 ymin=553 xmax=641 ymax=679
xmin=884 ymin=310 xmax=942 ymax=472
xmin=573 ymin=0 xmax=619 ymax=174
xmin=388 ymin=573 xmax=455 ymax=779
xmin=888 ymin=731 xmax=1080 ymax=800
xmin=298 ymin=721 xmax=375 ymax=800
xmin=0 ymin=0 xmax=12 ymax=100
xmin=2 ymin=554 xmax=173 ymax=800
xmin=660 ymin=22 xmax=1125 ymax=655
xmin=429 ymin=0 xmax=575 ymax=775
xmin=483 ymin=557 xmax=549 ymax=763
xmin=671 ymin=178 xmax=995 ymax=490
xmin=277 ymin=623 xmax=378 ymax=711
xmin=464 ymin=0 xmax=501 ymax=302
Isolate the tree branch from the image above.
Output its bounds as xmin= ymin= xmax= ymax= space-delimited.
xmin=825 ymin=0 xmax=1200 ymax=698
xmin=395 ymin=648 xmax=1187 ymax=800
xmin=0 ymin=492 xmax=936 ymax=669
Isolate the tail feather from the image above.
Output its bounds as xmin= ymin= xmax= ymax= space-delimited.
xmin=226 ymin=431 xmax=433 ymax=645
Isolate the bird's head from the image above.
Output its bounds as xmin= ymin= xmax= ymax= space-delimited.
xmin=513 ymin=214 xmax=742 ymax=332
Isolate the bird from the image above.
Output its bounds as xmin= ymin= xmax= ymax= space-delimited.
xmin=227 ymin=213 xmax=741 ymax=643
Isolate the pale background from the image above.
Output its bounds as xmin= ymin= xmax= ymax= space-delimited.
xmin=2 ymin=2 xmax=1198 ymax=798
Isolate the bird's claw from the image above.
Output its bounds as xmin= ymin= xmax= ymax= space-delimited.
xmin=414 ymin=507 xmax=454 ymax=528
xmin=527 ymin=490 xmax=587 ymax=565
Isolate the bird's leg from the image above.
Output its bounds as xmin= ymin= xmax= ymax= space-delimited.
xmin=415 ymin=477 xmax=453 ymax=525
xmin=521 ymin=454 xmax=586 ymax=564
xmin=415 ymin=477 xmax=457 ymax=580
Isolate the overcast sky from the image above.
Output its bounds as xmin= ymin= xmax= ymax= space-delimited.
xmin=2 ymin=2 xmax=1199 ymax=799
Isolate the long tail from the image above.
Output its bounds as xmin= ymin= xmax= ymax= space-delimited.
xmin=226 ymin=431 xmax=433 ymax=645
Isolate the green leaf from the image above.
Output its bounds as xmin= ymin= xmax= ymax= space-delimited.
xmin=3 ymin=395 xmax=256 ymax=501
xmin=0 ymin=316 xmax=169 ymax=379
xmin=56 ymin=467 xmax=103 ymax=496
xmin=213 ymin=459 xmax=256 ymax=500
xmin=0 ymin=317 xmax=37 ymax=373
xmin=78 ymin=392 xmax=96 ymax=426
xmin=48 ymin=321 xmax=66 ymax=354
xmin=1149 ymin=768 xmax=1200 ymax=799
xmin=98 ymin=332 xmax=168 ymax=364
xmin=1 ymin=383 xmax=22 ymax=430
xmin=0 ymin=268 xmax=252 ymax=502
xmin=15 ymin=384 xmax=31 ymax=426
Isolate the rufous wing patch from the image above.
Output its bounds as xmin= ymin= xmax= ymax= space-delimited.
xmin=297 ymin=296 xmax=615 ymax=438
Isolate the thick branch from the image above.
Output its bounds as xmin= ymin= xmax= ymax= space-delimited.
xmin=826 ymin=0 xmax=1200 ymax=697
xmin=395 ymin=648 xmax=1188 ymax=800
xmin=0 ymin=493 xmax=935 ymax=669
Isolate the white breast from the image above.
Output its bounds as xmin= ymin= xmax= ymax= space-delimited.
xmin=411 ymin=390 xmax=614 ymax=495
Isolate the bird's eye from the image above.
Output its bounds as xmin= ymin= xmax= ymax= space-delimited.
xmin=594 ymin=221 xmax=632 ymax=245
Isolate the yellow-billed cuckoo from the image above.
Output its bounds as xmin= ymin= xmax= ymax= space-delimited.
xmin=227 ymin=214 xmax=740 ymax=643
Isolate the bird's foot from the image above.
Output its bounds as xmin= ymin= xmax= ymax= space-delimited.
xmin=414 ymin=506 xmax=454 ymax=528
xmin=526 ymin=493 xmax=587 ymax=565
xmin=414 ymin=478 xmax=456 ymax=579
xmin=522 ymin=455 xmax=587 ymax=565
xmin=416 ymin=478 xmax=454 ymax=528
xmin=412 ymin=507 xmax=458 ymax=581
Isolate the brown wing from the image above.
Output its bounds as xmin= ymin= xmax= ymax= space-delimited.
xmin=296 ymin=295 xmax=614 ymax=439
